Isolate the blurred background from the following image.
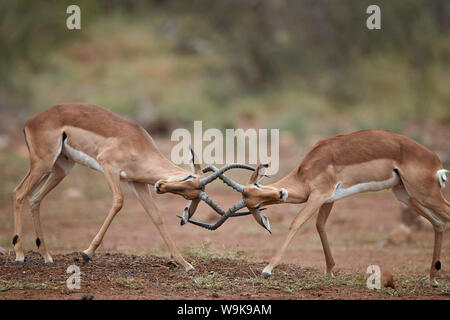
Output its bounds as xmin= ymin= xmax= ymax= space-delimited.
xmin=0 ymin=1 xmax=449 ymax=270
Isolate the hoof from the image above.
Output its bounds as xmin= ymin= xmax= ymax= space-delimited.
xmin=13 ymin=260 xmax=24 ymax=266
xmin=186 ymin=266 xmax=195 ymax=274
xmin=430 ymin=279 xmax=439 ymax=288
xmin=81 ymin=252 xmax=91 ymax=263
xmin=261 ymin=271 xmax=271 ymax=279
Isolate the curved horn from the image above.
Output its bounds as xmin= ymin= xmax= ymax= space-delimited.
xmin=198 ymin=191 xmax=227 ymax=215
xmin=198 ymin=163 xmax=255 ymax=187
xmin=180 ymin=199 xmax=247 ymax=231
xmin=202 ymin=165 xmax=253 ymax=192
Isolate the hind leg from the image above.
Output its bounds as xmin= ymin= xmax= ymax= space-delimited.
xmin=13 ymin=130 xmax=63 ymax=263
xmin=408 ymin=197 xmax=447 ymax=286
xmin=28 ymin=156 xmax=74 ymax=263
xmin=395 ymin=170 xmax=449 ymax=285
xmin=13 ymin=162 xmax=54 ymax=263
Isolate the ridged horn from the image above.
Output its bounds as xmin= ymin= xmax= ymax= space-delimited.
xmin=198 ymin=163 xmax=255 ymax=187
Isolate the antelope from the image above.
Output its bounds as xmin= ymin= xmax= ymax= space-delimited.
xmin=12 ymin=103 xmax=254 ymax=270
xmin=182 ymin=129 xmax=450 ymax=285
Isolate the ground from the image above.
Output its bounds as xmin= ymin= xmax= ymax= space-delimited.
xmin=0 ymin=187 xmax=449 ymax=300
xmin=0 ymin=137 xmax=449 ymax=300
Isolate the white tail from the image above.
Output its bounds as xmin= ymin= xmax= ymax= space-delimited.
xmin=437 ymin=169 xmax=449 ymax=188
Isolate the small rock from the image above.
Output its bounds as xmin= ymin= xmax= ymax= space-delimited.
xmin=81 ymin=294 xmax=94 ymax=300
xmin=381 ymin=268 xmax=395 ymax=289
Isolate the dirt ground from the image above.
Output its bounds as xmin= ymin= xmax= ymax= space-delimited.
xmin=0 ymin=136 xmax=449 ymax=300
xmin=0 ymin=186 xmax=449 ymax=300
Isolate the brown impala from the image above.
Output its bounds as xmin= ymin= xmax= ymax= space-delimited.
xmin=12 ymin=103 xmax=254 ymax=271
xmin=183 ymin=130 xmax=449 ymax=285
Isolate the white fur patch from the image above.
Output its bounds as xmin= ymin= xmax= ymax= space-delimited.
xmin=326 ymin=170 xmax=400 ymax=203
xmin=280 ymin=188 xmax=288 ymax=201
xmin=63 ymin=141 xmax=104 ymax=173
xmin=437 ymin=169 xmax=448 ymax=188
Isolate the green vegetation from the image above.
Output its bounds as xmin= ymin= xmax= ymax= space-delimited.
xmin=1 ymin=1 xmax=449 ymax=137
xmin=116 ymin=277 xmax=146 ymax=290
xmin=0 ymin=280 xmax=61 ymax=291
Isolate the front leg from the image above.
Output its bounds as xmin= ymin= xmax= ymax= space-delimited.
xmin=82 ymin=165 xmax=123 ymax=260
xmin=130 ymin=182 xmax=194 ymax=273
xmin=262 ymin=193 xmax=327 ymax=278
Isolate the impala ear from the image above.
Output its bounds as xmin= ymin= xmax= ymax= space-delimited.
xmin=248 ymin=163 xmax=270 ymax=184
xmin=189 ymin=146 xmax=202 ymax=174
xmin=251 ymin=209 xmax=271 ymax=233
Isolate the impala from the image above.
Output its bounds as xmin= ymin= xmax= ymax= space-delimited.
xmin=12 ymin=103 xmax=254 ymax=270
xmin=183 ymin=130 xmax=449 ymax=285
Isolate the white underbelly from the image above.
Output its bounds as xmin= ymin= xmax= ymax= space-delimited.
xmin=326 ymin=170 xmax=400 ymax=203
xmin=62 ymin=141 xmax=104 ymax=173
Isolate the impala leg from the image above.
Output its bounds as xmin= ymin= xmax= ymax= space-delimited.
xmin=13 ymin=163 xmax=53 ymax=264
xmin=262 ymin=195 xmax=326 ymax=278
xmin=316 ymin=202 xmax=335 ymax=276
xmin=408 ymin=197 xmax=447 ymax=286
xmin=28 ymin=159 xmax=73 ymax=263
xmin=82 ymin=166 xmax=123 ymax=260
xmin=130 ymin=182 xmax=194 ymax=272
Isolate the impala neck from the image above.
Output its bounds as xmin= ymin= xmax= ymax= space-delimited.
xmin=270 ymin=166 xmax=310 ymax=204
xmin=140 ymin=150 xmax=191 ymax=185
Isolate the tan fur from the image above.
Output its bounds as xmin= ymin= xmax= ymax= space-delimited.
xmin=13 ymin=103 xmax=204 ymax=271
xmin=244 ymin=130 xmax=449 ymax=284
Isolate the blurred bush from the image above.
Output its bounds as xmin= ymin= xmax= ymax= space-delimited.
xmin=0 ymin=0 xmax=449 ymax=136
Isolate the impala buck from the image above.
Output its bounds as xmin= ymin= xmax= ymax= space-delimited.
xmin=12 ymin=103 xmax=254 ymax=270
xmin=183 ymin=130 xmax=449 ymax=285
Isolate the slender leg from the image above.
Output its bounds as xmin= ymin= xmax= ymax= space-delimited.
xmin=262 ymin=194 xmax=326 ymax=278
xmin=82 ymin=166 xmax=123 ymax=260
xmin=316 ymin=202 xmax=335 ymax=276
xmin=13 ymin=163 xmax=52 ymax=263
xmin=408 ymin=197 xmax=447 ymax=286
xmin=28 ymin=160 xmax=73 ymax=263
xmin=130 ymin=182 xmax=194 ymax=272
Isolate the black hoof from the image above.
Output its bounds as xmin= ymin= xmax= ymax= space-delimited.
xmin=186 ymin=267 xmax=195 ymax=274
xmin=81 ymin=252 xmax=91 ymax=262
xmin=80 ymin=293 xmax=94 ymax=300
xmin=261 ymin=272 xmax=271 ymax=279
xmin=13 ymin=260 xmax=24 ymax=266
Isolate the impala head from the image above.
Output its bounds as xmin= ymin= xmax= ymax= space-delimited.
xmin=175 ymin=163 xmax=285 ymax=233
xmin=242 ymin=164 xmax=288 ymax=209
xmin=155 ymin=148 xmax=256 ymax=225
xmin=154 ymin=148 xmax=204 ymax=200
xmin=233 ymin=164 xmax=286 ymax=233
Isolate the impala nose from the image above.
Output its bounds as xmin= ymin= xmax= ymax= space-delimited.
xmin=155 ymin=182 xmax=163 ymax=193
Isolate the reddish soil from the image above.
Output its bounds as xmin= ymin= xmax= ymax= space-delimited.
xmin=0 ymin=137 xmax=449 ymax=300
xmin=0 ymin=185 xmax=449 ymax=300
xmin=0 ymin=251 xmax=448 ymax=300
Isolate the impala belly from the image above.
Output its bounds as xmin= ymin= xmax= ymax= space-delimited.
xmin=61 ymin=127 xmax=105 ymax=173
xmin=62 ymin=141 xmax=104 ymax=173
xmin=326 ymin=159 xmax=400 ymax=203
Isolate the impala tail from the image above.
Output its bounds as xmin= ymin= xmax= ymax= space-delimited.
xmin=437 ymin=169 xmax=449 ymax=189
